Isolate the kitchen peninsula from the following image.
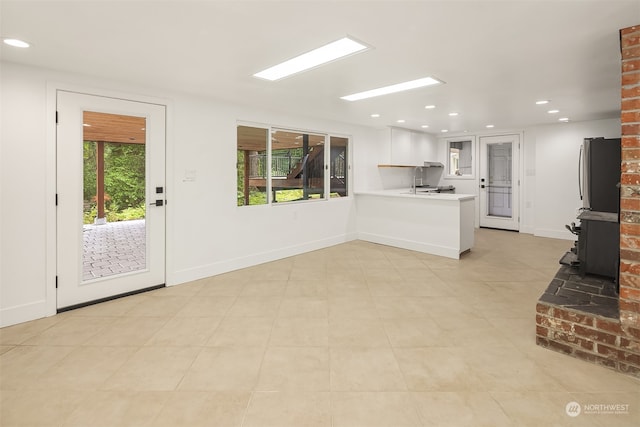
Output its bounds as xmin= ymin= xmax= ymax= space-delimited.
xmin=355 ymin=190 xmax=476 ymax=259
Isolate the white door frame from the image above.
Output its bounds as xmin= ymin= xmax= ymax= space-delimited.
xmin=479 ymin=134 xmax=521 ymax=231
xmin=45 ymin=83 xmax=172 ymax=316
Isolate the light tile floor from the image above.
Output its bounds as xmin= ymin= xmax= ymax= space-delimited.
xmin=1 ymin=229 xmax=639 ymax=426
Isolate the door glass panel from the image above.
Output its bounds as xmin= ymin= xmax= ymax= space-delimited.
xmin=487 ymin=142 xmax=512 ymax=218
xmin=271 ymin=129 xmax=325 ymax=203
xmin=82 ymin=111 xmax=147 ymax=281
xmin=330 ymin=136 xmax=348 ymax=198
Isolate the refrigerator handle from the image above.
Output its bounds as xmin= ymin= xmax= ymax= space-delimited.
xmin=578 ymin=144 xmax=583 ymax=201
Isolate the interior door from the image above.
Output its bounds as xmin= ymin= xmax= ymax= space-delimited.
xmin=56 ymin=91 xmax=166 ymax=309
xmin=479 ymin=134 xmax=520 ymax=231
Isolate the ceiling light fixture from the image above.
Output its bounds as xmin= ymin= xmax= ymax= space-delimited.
xmin=370 ymin=113 xmax=380 ymax=118
xmin=425 ymin=105 xmax=436 ymax=109
xmin=448 ymin=112 xmax=459 ymax=116
xmin=441 ymin=129 xmax=449 ymax=133
xmin=253 ymin=36 xmax=369 ymax=81
xmin=421 ymin=125 xmax=429 ymax=128
xmin=486 ymin=124 xmax=495 ymax=128
xmin=548 ymin=109 xmax=560 ymax=114
xmin=396 ymin=119 xmax=406 ymax=123
xmin=3 ymin=38 xmax=30 ymax=48
xmin=536 ymin=100 xmax=550 ymax=105
xmin=341 ymin=76 xmax=442 ymax=101
xmin=559 ymin=117 xmax=570 ymax=122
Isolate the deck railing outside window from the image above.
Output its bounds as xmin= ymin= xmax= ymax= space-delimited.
xmin=249 ymin=154 xmax=302 ymax=178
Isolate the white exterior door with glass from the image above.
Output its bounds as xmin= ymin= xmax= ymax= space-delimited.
xmin=56 ymin=91 xmax=166 ymax=309
xmin=479 ymin=134 xmax=520 ymax=231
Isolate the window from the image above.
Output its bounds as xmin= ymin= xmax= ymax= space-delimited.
xmin=330 ymin=136 xmax=348 ymax=197
xmin=237 ymin=124 xmax=349 ymax=206
xmin=237 ymin=125 xmax=268 ymax=206
xmin=446 ymin=138 xmax=474 ymax=178
xmin=271 ymin=129 xmax=325 ymax=203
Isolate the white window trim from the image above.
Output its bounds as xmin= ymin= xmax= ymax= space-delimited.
xmin=444 ymin=136 xmax=476 ymax=180
xmin=237 ymin=122 xmax=352 ymax=206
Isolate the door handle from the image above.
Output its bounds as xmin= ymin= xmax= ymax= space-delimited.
xmin=150 ymin=199 xmax=164 ymax=206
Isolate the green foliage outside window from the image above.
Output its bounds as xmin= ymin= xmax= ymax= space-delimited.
xmin=83 ymin=141 xmax=146 ymax=224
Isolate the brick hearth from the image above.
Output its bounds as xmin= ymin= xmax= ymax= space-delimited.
xmin=537 ymin=266 xmax=640 ymax=376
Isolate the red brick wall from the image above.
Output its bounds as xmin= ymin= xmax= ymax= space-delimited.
xmin=536 ymin=304 xmax=640 ymax=376
xmin=620 ymin=25 xmax=640 ymax=332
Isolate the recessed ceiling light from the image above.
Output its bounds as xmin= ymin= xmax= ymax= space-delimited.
xmin=370 ymin=113 xmax=380 ymax=118
xmin=536 ymin=100 xmax=550 ymax=105
xmin=340 ymin=76 xmax=442 ymax=101
xmin=548 ymin=109 xmax=560 ymax=114
xmin=425 ymin=105 xmax=436 ymax=109
xmin=253 ymin=36 xmax=368 ymax=81
xmin=421 ymin=125 xmax=429 ymax=128
xmin=559 ymin=117 xmax=570 ymax=122
xmin=3 ymin=38 xmax=30 ymax=48
xmin=486 ymin=124 xmax=494 ymax=128
xmin=441 ymin=129 xmax=449 ymax=133
xmin=396 ymin=119 xmax=406 ymax=123
xmin=448 ymin=112 xmax=459 ymax=116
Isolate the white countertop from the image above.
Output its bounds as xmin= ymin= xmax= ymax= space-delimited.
xmin=355 ymin=189 xmax=476 ymax=201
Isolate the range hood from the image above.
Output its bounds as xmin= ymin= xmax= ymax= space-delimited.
xmin=423 ymin=161 xmax=444 ymax=167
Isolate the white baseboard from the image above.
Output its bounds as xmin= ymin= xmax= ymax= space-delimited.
xmin=168 ymin=232 xmax=358 ymax=286
xmin=357 ymin=232 xmax=461 ymax=259
xmin=534 ymin=228 xmax=576 ymax=241
xmin=519 ymin=225 xmax=535 ymax=235
xmin=0 ymin=300 xmax=55 ymax=328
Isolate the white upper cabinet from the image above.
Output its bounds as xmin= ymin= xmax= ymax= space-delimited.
xmin=390 ymin=127 xmax=414 ymax=165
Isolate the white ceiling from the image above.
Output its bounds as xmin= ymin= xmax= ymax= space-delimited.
xmin=1 ymin=0 xmax=639 ymax=134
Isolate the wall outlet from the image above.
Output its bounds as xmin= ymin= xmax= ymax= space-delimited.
xmin=184 ymin=169 xmax=197 ymax=182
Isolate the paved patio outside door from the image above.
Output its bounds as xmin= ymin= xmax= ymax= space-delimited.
xmin=82 ymin=219 xmax=146 ymax=281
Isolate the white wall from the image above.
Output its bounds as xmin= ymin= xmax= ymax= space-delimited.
xmin=529 ymin=118 xmax=621 ymax=239
xmin=0 ymin=62 xmax=53 ymax=325
xmin=0 ymin=61 xmax=380 ymax=327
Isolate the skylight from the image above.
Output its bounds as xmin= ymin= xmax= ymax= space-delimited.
xmin=340 ymin=77 xmax=442 ymax=101
xmin=253 ymin=37 xmax=368 ymax=81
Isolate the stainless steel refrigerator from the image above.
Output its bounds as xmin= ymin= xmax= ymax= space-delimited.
xmin=577 ymin=137 xmax=621 ymax=280
xmin=580 ymin=137 xmax=622 ymax=213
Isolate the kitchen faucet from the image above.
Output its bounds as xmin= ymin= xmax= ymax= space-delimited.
xmin=411 ymin=166 xmax=423 ymax=194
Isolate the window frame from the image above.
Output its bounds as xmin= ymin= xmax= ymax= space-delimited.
xmin=236 ymin=122 xmax=270 ymax=207
xmin=270 ymin=127 xmax=327 ymax=204
xmin=328 ymin=134 xmax=350 ymax=199
xmin=237 ymin=122 xmax=351 ymax=207
xmin=444 ymin=136 xmax=476 ymax=180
